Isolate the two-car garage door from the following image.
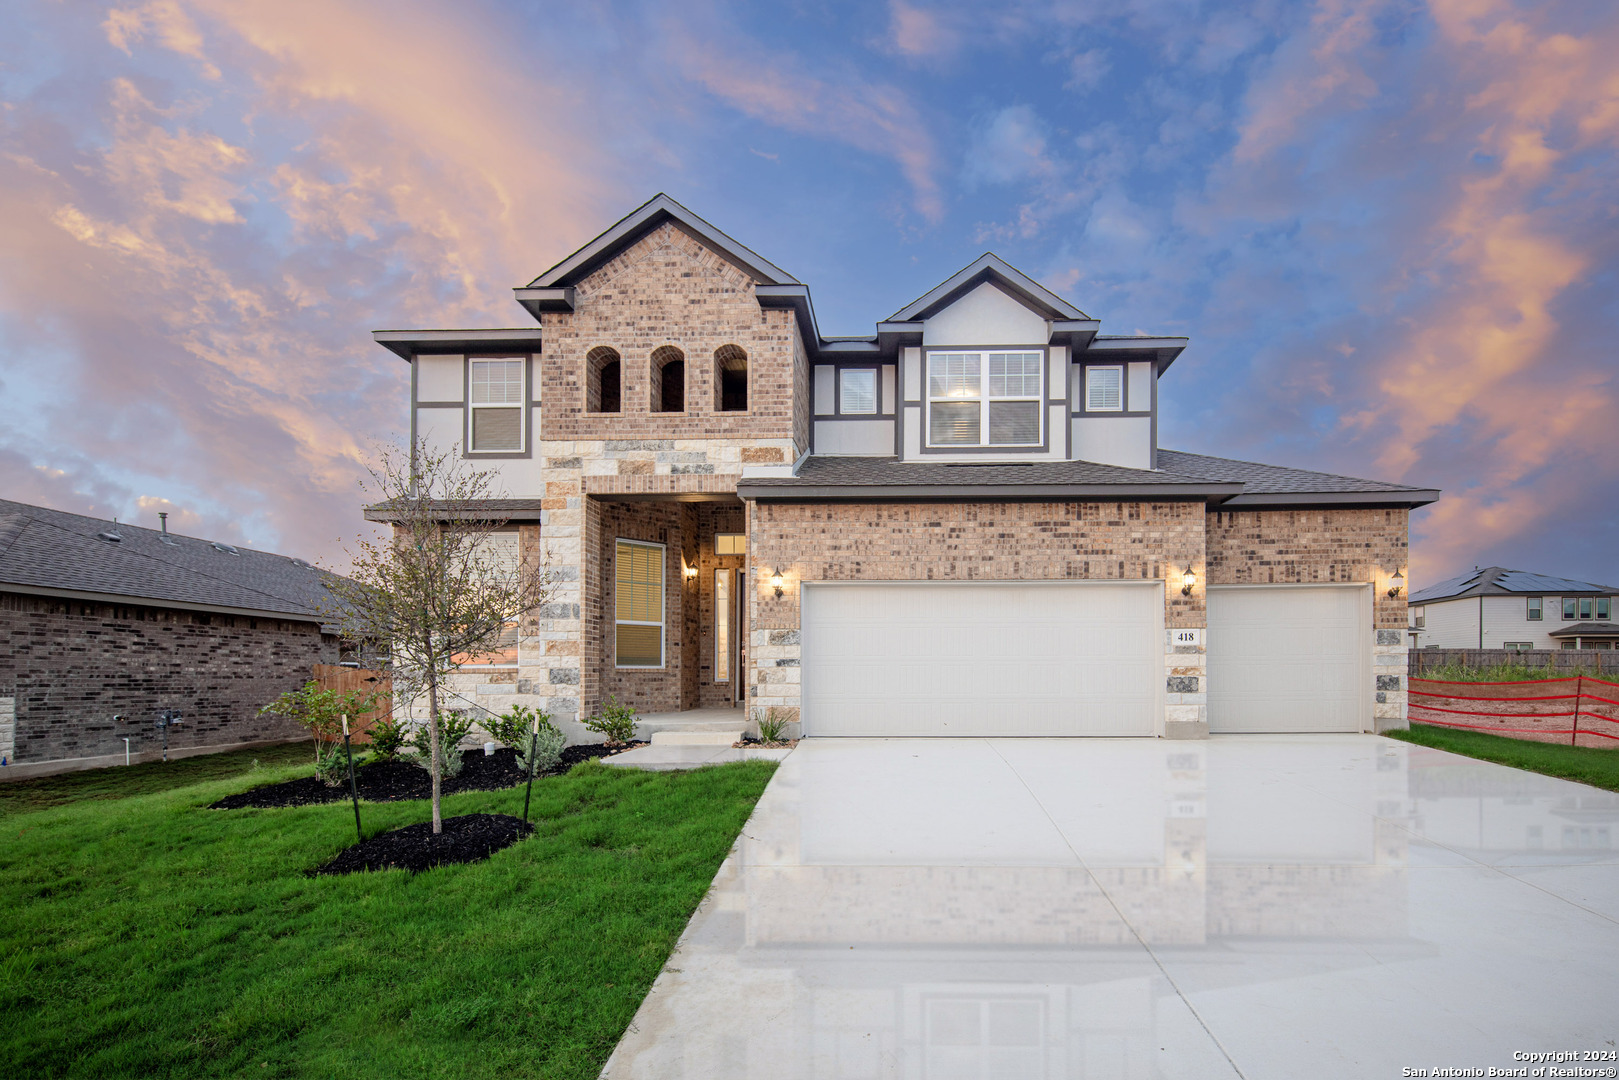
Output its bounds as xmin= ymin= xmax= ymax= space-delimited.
xmin=800 ymin=582 xmax=1162 ymax=737
xmin=799 ymin=580 xmax=1373 ymax=737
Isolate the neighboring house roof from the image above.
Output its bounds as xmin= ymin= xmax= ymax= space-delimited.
xmin=0 ymin=498 xmax=341 ymax=625
xmin=739 ymin=450 xmax=1438 ymax=507
xmin=1547 ymin=622 xmax=1619 ymax=638
xmin=1410 ymin=567 xmax=1619 ymax=605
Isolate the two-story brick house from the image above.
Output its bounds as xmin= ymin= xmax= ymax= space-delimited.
xmin=369 ymin=195 xmax=1439 ymax=741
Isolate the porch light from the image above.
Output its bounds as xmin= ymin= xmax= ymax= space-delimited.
xmin=770 ymin=568 xmax=785 ymax=599
xmin=1388 ymin=570 xmax=1404 ymax=599
xmin=1181 ymin=568 xmax=1196 ymax=597
xmin=683 ymin=561 xmax=697 ymax=579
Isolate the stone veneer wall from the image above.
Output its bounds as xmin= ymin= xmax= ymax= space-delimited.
xmin=746 ymin=500 xmax=1210 ymax=726
xmin=1205 ymin=507 xmax=1411 ymax=731
xmin=0 ymin=591 xmax=326 ymax=763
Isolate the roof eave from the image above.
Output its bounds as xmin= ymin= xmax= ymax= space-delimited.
xmin=1219 ymin=489 xmax=1441 ymax=509
xmin=1084 ymin=336 xmax=1190 ymax=375
xmin=737 ymin=481 xmax=1243 ymax=502
xmin=371 ymin=328 xmax=545 ymax=362
xmin=0 ymin=581 xmax=325 ymax=626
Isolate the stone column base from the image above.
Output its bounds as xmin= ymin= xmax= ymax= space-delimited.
xmin=1163 ymin=720 xmax=1210 ymax=740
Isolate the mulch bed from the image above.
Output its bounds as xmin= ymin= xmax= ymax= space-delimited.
xmin=209 ymin=743 xmax=646 ymax=810
xmin=313 ymin=813 xmax=533 ymax=875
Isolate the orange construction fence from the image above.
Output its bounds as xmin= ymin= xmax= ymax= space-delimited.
xmin=1407 ymin=675 xmax=1619 ymax=748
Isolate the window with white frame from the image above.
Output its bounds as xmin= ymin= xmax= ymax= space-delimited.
xmin=1526 ymin=597 xmax=1543 ymax=621
xmin=468 ymin=358 xmax=524 ymax=452
xmin=1504 ymin=641 xmax=1535 ymax=651
xmin=839 ymin=368 xmax=877 ymax=415
xmin=926 ymin=351 xmax=1043 ymax=447
xmin=1085 ymin=365 xmax=1123 ymax=412
xmin=615 ymin=540 xmax=664 ymax=667
xmin=1600 ymin=598 xmax=1612 ymax=620
xmin=1580 ymin=598 xmax=1595 ymax=620
xmin=1412 ymin=606 xmax=1425 ymax=629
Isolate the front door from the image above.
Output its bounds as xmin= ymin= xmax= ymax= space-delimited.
xmin=715 ymin=567 xmax=745 ymax=705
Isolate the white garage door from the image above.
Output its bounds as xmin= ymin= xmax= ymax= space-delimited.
xmin=1207 ymin=585 xmax=1370 ymax=733
xmin=800 ymin=582 xmax=1162 ymax=737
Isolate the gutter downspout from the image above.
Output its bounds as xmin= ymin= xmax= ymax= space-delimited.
xmin=1479 ymin=594 xmax=1484 ymax=649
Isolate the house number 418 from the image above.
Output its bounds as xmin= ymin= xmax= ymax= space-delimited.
xmin=1174 ymin=629 xmax=1203 ymax=646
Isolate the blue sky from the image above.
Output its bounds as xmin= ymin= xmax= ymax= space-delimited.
xmin=0 ymin=0 xmax=1615 ymax=587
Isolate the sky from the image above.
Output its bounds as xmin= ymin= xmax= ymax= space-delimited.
xmin=0 ymin=0 xmax=1615 ymax=590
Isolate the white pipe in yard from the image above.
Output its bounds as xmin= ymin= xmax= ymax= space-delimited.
xmin=122 ymin=737 xmax=131 ymax=766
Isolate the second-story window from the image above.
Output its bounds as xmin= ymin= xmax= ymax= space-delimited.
xmin=652 ymin=345 xmax=685 ymax=413
xmin=1601 ymin=598 xmax=1612 ymax=620
xmin=1527 ymin=597 xmax=1542 ymax=621
xmin=840 ymin=368 xmax=877 ymax=414
xmin=469 ymin=358 xmax=523 ymax=452
xmin=926 ymin=350 xmax=1043 ymax=447
xmin=1086 ymin=365 xmax=1123 ymax=411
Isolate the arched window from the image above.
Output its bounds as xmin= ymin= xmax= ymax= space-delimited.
xmin=651 ymin=345 xmax=685 ymax=413
xmin=586 ymin=346 xmax=620 ymax=413
xmin=714 ymin=344 xmax=748 ymax=412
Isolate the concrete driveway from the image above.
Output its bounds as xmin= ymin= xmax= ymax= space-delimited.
xmin=603 ymin=736 xmax=1619 ymax=1079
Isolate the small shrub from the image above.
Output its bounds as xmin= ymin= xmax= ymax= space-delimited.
xmin=485 ymin=703 xmax=557 ymax=748
xmin=314 ymin=744 xmax=352 ymax=788
xmin=366 ymin=709 xmax=409 ymax=761
xmin=755 ymin=707 xmax=790 ymax=744
xmin=583 ymin=696 xmax=638 ymax=746
xmin=407 ymin=710 xmax=475 ymax=779
xmin=260 ymin=680 xmax=384 ymax=769
xmin=521 ymin=725 xmax=567 ymax=775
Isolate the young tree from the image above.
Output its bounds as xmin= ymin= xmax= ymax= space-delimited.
xmin=323 ymin=440 xmax=553 ymax=833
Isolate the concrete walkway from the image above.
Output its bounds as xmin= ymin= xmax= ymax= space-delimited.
xmin=603 ymin=735 xmax=1619 ymax=1078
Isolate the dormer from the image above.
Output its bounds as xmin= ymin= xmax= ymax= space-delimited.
xmin=810 ymin=253 xmax=1185 ymax=469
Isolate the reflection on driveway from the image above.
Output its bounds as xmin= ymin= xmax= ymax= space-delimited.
xmin=604 ymin=736 xmax=1619 ymax=1079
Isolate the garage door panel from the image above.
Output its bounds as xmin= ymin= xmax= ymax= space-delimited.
xmin=803 ymin=582 xmax=1161 ymax=737
xmin=1208 ymin=585 xmax=1369 ymax=733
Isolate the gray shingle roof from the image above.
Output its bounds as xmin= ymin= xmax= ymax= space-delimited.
xmin=1155 ymin=450 xmax=1432 ymax=495
xmin=735 ymin=455 xmax=1242 ymax=499
xmin=738 ymin=449 xmax=1438 ymax=506
xmin=1411 ymin=566 xmax=1619 ymax=605
xmin=0 ymin=498 xmax=341 ymax=623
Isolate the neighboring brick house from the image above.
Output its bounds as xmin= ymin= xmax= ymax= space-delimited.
xmin=370 ymin=195 xmax=1439 ymax=740
xmin=1408 ymin=567 xmax=1619 ymax=650
xmin=0 ymin=499 xmax=342 ymax=773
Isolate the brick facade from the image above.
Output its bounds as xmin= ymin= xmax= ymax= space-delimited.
xmin=1207 ymin=507 xmax=1411 ymax=730
xmin=538 ymin=222 xmax=808 ymax=449
xmin=0 ymin=591 xmax=330 ymax=764
xmin=747 ymin=500 xmax=1211 ymax=726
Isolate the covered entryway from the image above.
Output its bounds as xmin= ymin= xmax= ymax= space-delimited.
xmin=1207 ymin=584 xmax=1371 ymax=733
xmin=800 ymin=581 xmax=1163 ymax=737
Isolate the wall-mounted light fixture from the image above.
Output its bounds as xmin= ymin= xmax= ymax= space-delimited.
xmin=1387 ymin=569 xmax=1404 ymax=599
xmin=683 ymin=561 xmax=698 ymax=580
xmin=770 ymin=568 xmax=786 ymax=599
xmin=1181 ymin=568 xmax=1196 ymax=597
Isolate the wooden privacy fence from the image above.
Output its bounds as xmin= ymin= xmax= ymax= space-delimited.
xmin=1408 ymin=676 xmax=1619 ymax=748
xmin=311 ymin=664 xmax=392 ymax=744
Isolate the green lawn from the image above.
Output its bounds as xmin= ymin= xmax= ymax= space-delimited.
xmin=0 ymin=742 xmax=313 ymax=815
xmin=1385 ymin=722 xmax=1619 ymax=792
xmin=0 ymin=749 xmax=777 ymax=1079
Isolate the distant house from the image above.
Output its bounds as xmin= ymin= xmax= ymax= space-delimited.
xmin=0 ymin=498 xmax=345 ymax=774
xmin=1408 ymin=567 xmax=1619 ymax=650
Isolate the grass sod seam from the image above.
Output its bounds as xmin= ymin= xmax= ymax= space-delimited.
xmin=0 ymin=741 xmax=314 ymax=815
xmin=1385 ymin=722 xmax=1619 ymax=793
xmin=1 ymin=756 xmax=777 ymax=1079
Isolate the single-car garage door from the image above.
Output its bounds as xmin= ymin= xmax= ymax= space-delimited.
xmin=1207 ymin=584 xmax=1370 ymax=733
xmin=800 ymin=582 xmax=1162 ymax=737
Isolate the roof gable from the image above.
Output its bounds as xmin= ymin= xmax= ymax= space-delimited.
xmin=888 ymin=253 xmax=1090 ymax=323
xmin=526 ymin=194 xmax=798 ymax=290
